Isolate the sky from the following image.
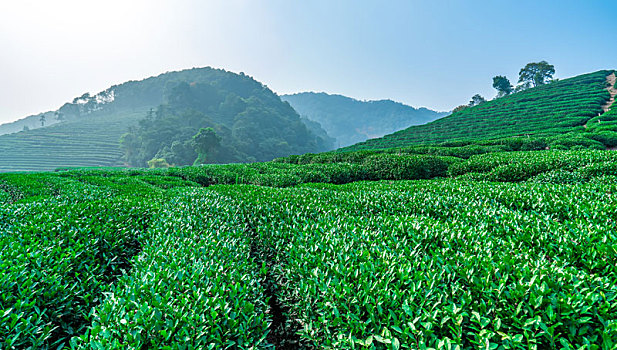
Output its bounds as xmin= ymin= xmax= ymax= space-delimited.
xmin=1 ymin=0 xmax=616 ymax=124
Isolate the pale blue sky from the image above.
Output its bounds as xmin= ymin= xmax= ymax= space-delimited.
xmin=1 ymin=0 xmax=616 ymax=123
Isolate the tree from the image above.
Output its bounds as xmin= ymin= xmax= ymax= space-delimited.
xmin=119 ymin=132 xmax=142 ymax=166
xmin=518 ymin=61 xmax=555 ymax=87
xmin=73 ymin=92 xmax=91 ymax=104
xmin=492 ymin=76 xmax=513 ymax=97
xmin=192 ymin=127 xmax=221 ymax=165
xmin=514 ymin=82 xmax=531 ymax=93
xmin=452 ymin=105 xmax=469 ymax=113
xmin=469 ymin=94 xmax=486 ymax=107
xmin=147 ymin=158 xmax=170 ymax=168
xmin=39 ymin=114 xmax=46 ymax=127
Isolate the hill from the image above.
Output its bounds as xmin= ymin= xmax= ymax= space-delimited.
xmin=345 ymin=70 xmax=616 ymax=151
xmin=0 ymin=111 xmax=62 ymax=135
xmin=281 ymin=92 xmax=447 ymax=148
xmin=0 ymin=67 xmax=329 ymax=172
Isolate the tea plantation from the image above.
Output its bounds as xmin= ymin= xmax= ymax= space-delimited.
xmin=1 ymin=150 xmax=616 ymax=349
xmin=347 ymin=70 xmax=616 ymax=151
xmin=0 ymin=108 xmax=149 ymax=172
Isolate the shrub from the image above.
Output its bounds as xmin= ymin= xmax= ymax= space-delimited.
xmin=528 ymin=170 xmax=586 ymax=184
xmin=578 ymin=162 xmax=617 ymax=178
xmin=147 ymin=158 xmax=170 ymax=168
xmin=520 ymin=137 xmax=548 ymax=151
xmin=587 ymin=131 xmax=617 ymax=148
xmin=363 ymin=154 xmax=454 ymax=180
xmin=549 ymin=134 xmax=605 ymax=150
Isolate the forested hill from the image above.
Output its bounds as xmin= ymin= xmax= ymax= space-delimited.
xmin=281 ymin=92 xmax=447 ymax=148
xmin=0 ymin=67 xmax=330 ymax=172
xmin=345 ymin=70 xmax=616 ymax=151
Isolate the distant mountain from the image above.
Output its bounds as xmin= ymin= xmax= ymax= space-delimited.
xmin=0 ymin=67 xmax=330 ymax=172
xmin=345 ymin=70 xmax=616 ymax=151
xmin=281 ymin=92 xmax=447 ymax=148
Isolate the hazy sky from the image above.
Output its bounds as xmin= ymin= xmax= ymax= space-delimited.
xmin=1 ymin=0 xmax=616 ymax=124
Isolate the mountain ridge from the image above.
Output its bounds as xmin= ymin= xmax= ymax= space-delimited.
xmin=281 ymin=92 xmax=447 ymax=148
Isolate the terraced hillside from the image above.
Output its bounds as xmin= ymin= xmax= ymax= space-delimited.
xmin=347 ymin=70 xmax=615 ymax=151
xmin=0 ymin=108 xmax=148 ymax=172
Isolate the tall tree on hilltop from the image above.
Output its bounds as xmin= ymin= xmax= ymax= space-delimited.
xmin=492 ymin=76 xmax=513 ymax=97
xmin=39 ymin=114 xmax=46 ymax=127
xmin=518 ymin=61 xmax=555 ymax=87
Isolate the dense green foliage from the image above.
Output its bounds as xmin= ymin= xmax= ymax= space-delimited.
xmin=1 ymin=150 xmax=617 ymax=348
xmin=2 ymin=67 xmax=617 ymax=348
xmin=282 ymin=92 xmax=446 ymax=148
xmin=493 ymin=76 xmax=513 ymax=97
xmin=52 ymin=153 xmax=457 ymax=189
xmin=347 ymin=70 xmax=614 ymax=151
xmin=449 ymin=150 xmax=617 ymax=182
xmin=70 ymin=189 xmax=271 ymax=348
xmin=0 ymin=68 xmax=238 ymax=172
xmin=518 ymin=61 xmax=555 ymax=88
xmin=216 ymin=180 xmax=617 ymax=348
xmin=0 ymin=176 xmax=157 ymax=348
xmin=122 ymin=76 xmax=330 ymax=167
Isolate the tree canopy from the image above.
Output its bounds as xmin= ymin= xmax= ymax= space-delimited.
xmin=192 ymin=127 xmax=221 ymax=165
xmin=469 ymin=94 xmax=486 ymax=107
xmin=492 ymin=76 xmax=513 ymax=97
xmin=120 ymin=74 xmax=330 ymax=167
xmin=518 ymin=61 xmax=555 ymax=87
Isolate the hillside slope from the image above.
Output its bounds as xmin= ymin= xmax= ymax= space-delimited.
xmin=0 ymin=108 xmax=149 ymax=172
xmin=282 ymin=92 xmax=446 ymax=148
xmin=0 ymin=67 xmax=328 ymax=172
xmin=346 ymin=70 xmax=615 ymax=151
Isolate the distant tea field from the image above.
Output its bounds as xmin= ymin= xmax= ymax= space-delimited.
xmin=0 ymin=108 xmax=149 ymax=172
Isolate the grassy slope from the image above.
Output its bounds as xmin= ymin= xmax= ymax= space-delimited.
xmin=0 ymin=108 xmax=148 ymax=172
xmin=346 ymin=70 xmax=614 ymax=151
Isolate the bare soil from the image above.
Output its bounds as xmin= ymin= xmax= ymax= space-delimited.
xmin=602 ymin=73 xmax=617 ymax=113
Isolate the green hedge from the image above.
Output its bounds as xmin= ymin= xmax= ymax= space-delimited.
xmin=0 ymin=185 xmax=157 ymax=348
xmin=72 ymin=190 xmax=270 ymax=348
xmin=362 ymin=154 xmax=454 ymax=180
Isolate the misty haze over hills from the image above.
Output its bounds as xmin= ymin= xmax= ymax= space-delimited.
xmin=282 ymin=92 xmax=448 ymax=148
xmin=0 ymin=68 xmax=450 ymax=171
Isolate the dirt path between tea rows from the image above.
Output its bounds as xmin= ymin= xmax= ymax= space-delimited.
xmin=602 ymin=72 xmax=617 ymax=113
